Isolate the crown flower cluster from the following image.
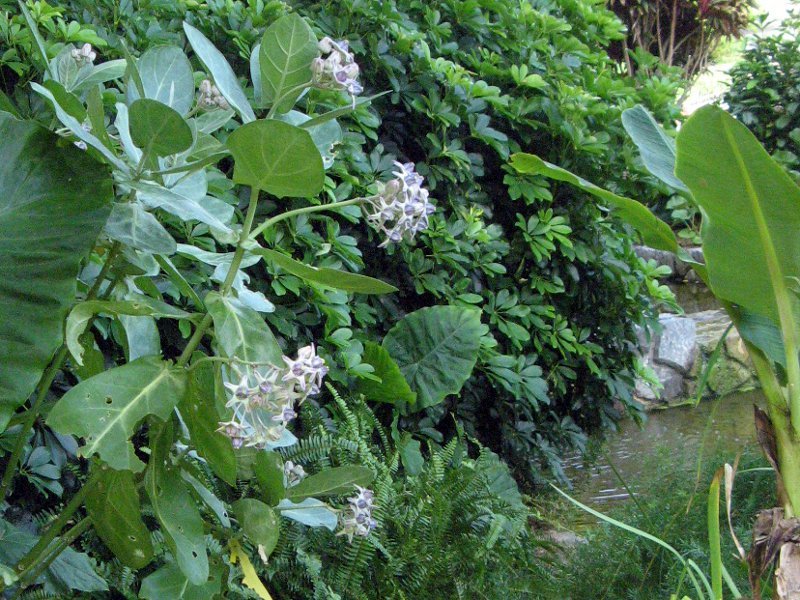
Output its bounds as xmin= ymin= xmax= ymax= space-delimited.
xmin=198 ymin=79 xmax=231 ymax=110
xmin=216 ymin=345 xmax=327 ymax=449
xmin=364 ymin=161 xmax=434 ymax=247
xmin=338 ymin=486 xmax=377 ymax=542
xmin=71 ymin=43 xmax=96 ymax=65
xmin=311 ymin=37 xmax=363 ymax=96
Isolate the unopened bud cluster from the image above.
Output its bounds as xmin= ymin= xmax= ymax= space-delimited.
xmin=338 ymin=486 xmax=377 ymax=542
xmin=198 ymin=79 xmax=231 ymax=110
xmin=71 ymin=43 xmax=96 ymax=65
xmin=311 ymin=37 xmax=363 ymax=96
xmin=217 ymin=345 xmax=327 ymax=449
xmin=364 ymin=161 xmax=434 ymax=247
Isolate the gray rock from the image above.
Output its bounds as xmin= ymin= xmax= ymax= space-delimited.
xmin=655 ymin=315 xmax=697 ymax=374
xmin=655 ymin=364 xmax=685 ymax=401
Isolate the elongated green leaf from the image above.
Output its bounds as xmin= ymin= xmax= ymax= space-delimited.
xmin=146 ymin=420 xmax=209 ymax=585
xmin=227 ymin=119 xmax=324 ymax=197
xmin=130 ymin=99 xmax=192 ymax=156
xmin=72 ymin=59 xmax=126 ymax=92
xmin=233 ymin=498 xmax=279 ymax=556
xmin=181 ymin=470 xmax=231 ymax=527
xmin=383 ymin=306 xmax=483 ymax=411
xmin=276 ymin=498 xmax=338 ymax=531
xmin=104 ymin=201 xmax=177 ymax=255
xmin=0 ymin=114 xmax=111 ymax=428
xmin=47 ymin=357 xmax=186 ymax=471
xmin=17 ymin=0 xmax=52 ymax=78
xmin=180 ymin=360 xmax=236 ymax=485
xmin=66 ymin=298 xmax=191 ymax=365
xmin=256 ymin=248 xmax=397 ymax=294
xmin=356 ymin=341 xmax=416 ymax=405
xmin=259 ymin=14 xmax=317 ymax=114
xmin=622 ymin=105 xmax=688 ymax=192
xmin=205 ymin=292 xmax=283 ymax=365
xmin=254 ymin=451 xmax=285 ymax=505
xmin=133 ymin=180 xmax=231 ymax=232
xmin=301 ymin=92 xmax=389 ymax=129
xmin=287 ymin=465 xmax=373 ymax=501
xmin=676 ymin=105 xmax=800 ymax=328
xmin=128 ymin=46 xmax=194 ymax=115
xmin=140 ymin=561 xmax=221 ymax=600
xmin=183 ymin=22 xmax=255 ymax=123
xmin=510 ymin=153 xmax=678 ymax=253
xmin=85 ymin=466 xmax=153 ymax=569
xmin=708 ymin=468 xmax=723 ymax=600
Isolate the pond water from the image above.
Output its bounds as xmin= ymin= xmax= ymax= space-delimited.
xmin=563 ymin=390 xmax=763 ymax=513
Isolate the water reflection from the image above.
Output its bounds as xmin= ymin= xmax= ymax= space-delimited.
xmin=564 ymin=390 xmax=763 ymax=508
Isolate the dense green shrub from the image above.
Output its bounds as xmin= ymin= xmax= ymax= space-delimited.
xmin=725 ymin=12 xmax=800 ymax=176
xmin=22 ymin=0 xmax=683 ymax=481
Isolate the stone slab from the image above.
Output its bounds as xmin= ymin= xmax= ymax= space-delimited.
xmin=655 ymin=315 xmax=697 ymax=374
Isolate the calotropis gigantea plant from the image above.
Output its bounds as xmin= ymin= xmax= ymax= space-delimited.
xmin=511 ymin=105 xmax=800 ymax=599
xmin=0 ymin=9 xmax=435 ymax=598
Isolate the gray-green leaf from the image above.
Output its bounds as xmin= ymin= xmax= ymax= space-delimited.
xmin=205 ymin=292 xmax=283 ymax=365
xmin=104 ymin=202 xmax=177 ymax=255
xmin=259 ymin=14 xmax=317 ymax=114
xmin=383 ymin=306 xmax=483 ymax=411
xmin=129 ymin=99 xmax=193 ymax=156
xmin=128 ymin=46 xmax=194 ymax=115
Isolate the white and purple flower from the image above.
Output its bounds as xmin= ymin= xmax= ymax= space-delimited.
xmin=311 ymin=37 xmax=363 ymax=96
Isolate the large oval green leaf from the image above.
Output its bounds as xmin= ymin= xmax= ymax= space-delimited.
xmin=140 ymin=561 xmax=222 ymax=600
xmin=226 ymin=119 xmax=324 ymax=197
xmin=676 ymin=105 xmax=800 ymax=328
xmin=129 ymin=99 xmax=193 ymax=157
xmin=128 ymin=45 xmax=194 ymax=116
xmin=85 ymin=465 xmax=153 ymax=569
xmin=46 ymin=357 xmax=186 ymax=472
xmin=0 ymin=114 xmax=112 ymax=429
xmin=205 ymin=292 xmax=283 ymax=365
xmin=383 ymin=306 xmax=483 ymax=412
xmin=233 ymin=498 xmax=279 ymax=557
xmin=356 ymin=341 xmax=416 ymax=405
xmin=259 ymin=14 xmax=317 ymax=114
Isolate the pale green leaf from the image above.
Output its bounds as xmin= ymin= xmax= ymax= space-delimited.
xmin=259 ymin=14 xmax=317 ymax=114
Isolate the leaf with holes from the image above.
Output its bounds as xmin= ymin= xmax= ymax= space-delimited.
xmin=0 ymin=113 xmax=111 ymax=431
xmin=46 ymin=357 xmax=186 ymax=472
xmin=85 ymin=466 xmax=153 ymax=569
xmin=226 ymin=119 xmax=323 ymax=197
xmin=383 ymin=306 xmax=483 ymax=411
xmin=259 ymin=14 xmax=317 ymax=114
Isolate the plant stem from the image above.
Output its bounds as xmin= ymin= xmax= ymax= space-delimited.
xmin=14 ymin=469 xmax=100 ymax=574
xmin=177 ymin=186 xmax=262 ymax=367
xmin=86 ymin=242 xmax=121 ymax=300
xmin=12 ymin=517 xmax=92 ymax=597
xmin=248 ymin=197 xmax=365 ymax=241
xmin=266 ymin=82 xmax=312 ymax=120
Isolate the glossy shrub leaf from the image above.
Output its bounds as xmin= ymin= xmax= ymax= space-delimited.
xmin=205 ymin=292 xmax=283 ymax=364
xmin=104 ymin=201 xmax=177 ymax=255
xmin=276 ymin=498 xmax=338 ymax=531
xmin=233 ymin=498 xmax=279 ymax=556
xmin=128 ymin=45 xmax=194 ymax=115
xmin=183 ymin=22 xmax=255 ymax=123
xmin=383 ymin=306 xmax=483 ymax=411
xmin=356 ymin=342 xmax=416 ymax=405
xmin=129 ymin=99 xmax=193 ymax=156
xmin=47 ymin=357 xmax=186 ymax=472
xmin=85 ymin=466 xmax=153 ymax=569
xmin=0 ymin=114 xmax=111 ymax=428
xmin=259 ymin=14 xmax=317 ymax=114
xmin=140 ymin=561 xmax=222 ymax=600
xmin=180 ymin=360 xmax=236 ymax=485
xmin=66 ymin=298 xmax=191 ymax=365
xmin=621 ymin=105 xmax=688 ymax=192
xmin=254 ymin=451 xmax=285 ymax=506
xmin=676 ymin=105 xmax=800 ymax=328
xmin=256 ymin=248 xmax=397 ymax=294
xmin=287 ymin=465 xmax=374 ymax=501
xmin=146 ymin=421 xmax=209 ymax=585
xmin=510 ymin=152 xmax=678 ymax=253
xmin=226 ymin=120 xmax=324 ymax=197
